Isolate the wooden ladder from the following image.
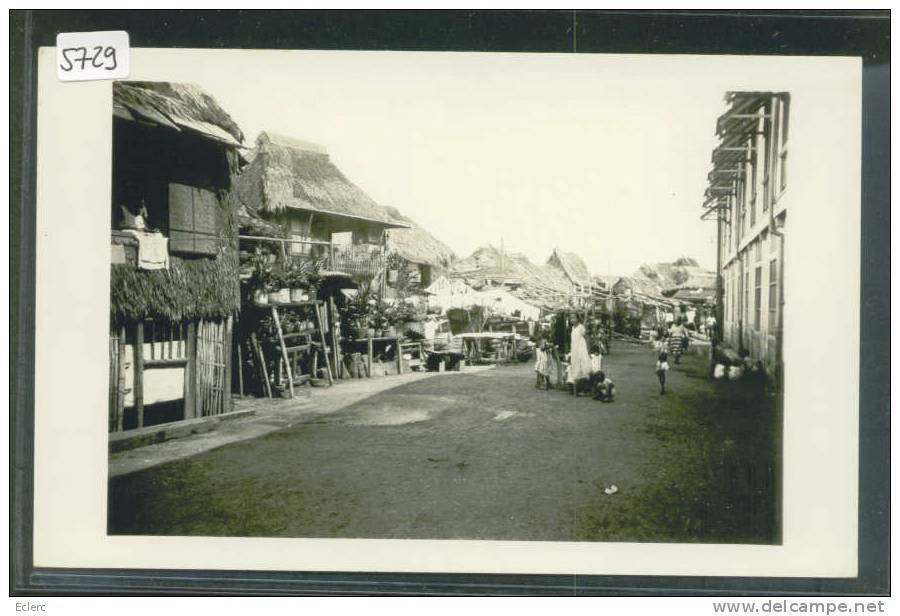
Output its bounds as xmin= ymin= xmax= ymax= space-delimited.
xmin=270 ymin=301 xmax=334 ymax=399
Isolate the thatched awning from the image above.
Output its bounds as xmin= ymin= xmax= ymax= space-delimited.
xmin=235 ymin=204 xmax=285 ymax=238
xmin=113 ymin=81 xmax=244 ymax=147
xmin=232 ymin=131 xmax=408 ymax=228
xmin=383 ymin=207 xmax=455 ymax=268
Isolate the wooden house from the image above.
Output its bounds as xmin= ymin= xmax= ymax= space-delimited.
xmin=232 ymin=131 xmax=409 ymax=277
xmin=383 ymin=207 xmax=455 ymax=291
xmin=109 ymin=81 xmax=244 ymax=432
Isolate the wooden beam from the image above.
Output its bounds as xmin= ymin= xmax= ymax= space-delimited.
xmin=223 ymin=316 xmax=233 ymax=412
xmin=270 ymin=306 xmax=295 ymax=398
xmin=250 ymin=332 xmax=272 ymax=398
xmin=143 ymin=358 xmax=188 ymax=368
xmin=238 ymin=234 xmax=332 ymax=247
xmin=329 ymin=297 xmax=342 ymax=379
xmin=134 ymin=322 xmax=145 ymax=429
xmin=315 ymin=302 xmax=334 ymax=385
xmin=116 ymin=325 xmax=126 ymax=432
xmin=184 ymin=321 xmax=197 ymax=418
xmin=236 ymin=340 xmax=244 ymax=398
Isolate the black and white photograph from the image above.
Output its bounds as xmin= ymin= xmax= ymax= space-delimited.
xmin=103 ymin=70 xmax=789 ymax=545
xmin=26 ymin=40 xmax=867 ymax=581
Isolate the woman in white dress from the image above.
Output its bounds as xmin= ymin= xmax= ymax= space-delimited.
xmin=533 ymin=341 xmax=549 ymax=389
xmin=566 ymin=314 xmax=593 ymax=395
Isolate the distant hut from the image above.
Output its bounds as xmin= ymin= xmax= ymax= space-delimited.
xmin=109 ymin=81 xmax=245 ymax=432
xmin=383 ymin=207 xmax=455 ymax=290
xmin=231 ymin=131 xmax=409 ymax=277
xmin=545 ymin=248 xmax=592 ymax=290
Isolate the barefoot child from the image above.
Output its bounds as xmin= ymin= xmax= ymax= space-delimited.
xmin=593 ymin=371 xmax=616 ymax=402
xmin=533 ymin=341 xmax=546 ymax=388
xmin=656 ymin=346 xmax=670 ymax=395
xmin=533 ymin=340 xmax=551 ymax=389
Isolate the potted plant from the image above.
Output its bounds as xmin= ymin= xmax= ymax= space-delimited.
xmin=385 ymin=252 xmax=403 ymax=285
xmin=247 ymin=248 xmax=274 ymax=306
xmin=283 ymin=260 xmax=317 ymax=303
xmin=266 ymin=268 xmax=288 ymax=304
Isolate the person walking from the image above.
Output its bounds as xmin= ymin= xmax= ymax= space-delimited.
xmin=668 ymin=318 xmax=686 ymax=364
xmin=566 ymin=313 xmax=593 ymax=396
xmin=705 ymin=313 xmax=718 ymax=344
xmin=655 ymin=346 xmax=670 ymax=395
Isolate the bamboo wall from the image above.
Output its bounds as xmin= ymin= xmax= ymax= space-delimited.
xmin=109 ymin=316 xmax=232 ymax=432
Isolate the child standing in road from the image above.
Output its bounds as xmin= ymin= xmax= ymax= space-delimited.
xmin=655 ymin=346 xmax=670 ymax=395
xmin=533 ymin=340 xmax=547 ymax=389
xmin=533 ymin=340 xmax=553 ymax=390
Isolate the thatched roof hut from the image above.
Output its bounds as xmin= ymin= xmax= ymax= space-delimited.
xmin=111 ymin=81 xmax=244 ymax=323
xmin=383 ymin=207 xmax=455 ymax=270
xmin=232 ymin=131 xmax=408 ymax=228
xmin=633 ymin=257 xmax=716 ymax=296
xmin=113 ymin=81 xmax=244 ymax=146
xmin=545 ymin=248 xmax=592 ymax=288
xmin=449 ymin=245 xmax=577 ymax=311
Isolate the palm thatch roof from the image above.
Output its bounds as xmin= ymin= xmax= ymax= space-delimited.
xmin=449 ymin=245 xmax=580 ymax=311
xmin=451 ymin=246 xmax=562 ymax=289
xmin=113 ymin=81 xmax=244 ymax=146
xmin=634 ymin=257 xmax=716 ymax=294
xmin=232 ymin=131 xmax=408 ymax=228
xmin=235 ymin=203 xmax=285 ymax=237
xmin=545 ymin=248 xmax=592 ymax=287
xmin=383 ymin=207 xmax=455 ymax=269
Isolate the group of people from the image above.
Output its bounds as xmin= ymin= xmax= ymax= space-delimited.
xmin=533 ymin=314 xmax=615 ymax=403
xmin=653 ymin=316 xmax=696 ymax=395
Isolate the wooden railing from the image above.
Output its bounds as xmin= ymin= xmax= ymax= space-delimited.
xmin=239 ymin=235 xmax=385 ymax=276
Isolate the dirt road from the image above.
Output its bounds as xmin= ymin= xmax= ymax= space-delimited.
xmin=109 ymin=343 xmax=779 ymax=543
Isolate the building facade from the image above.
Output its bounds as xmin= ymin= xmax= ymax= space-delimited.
xmin=704 ymin=91 xmax=790 ymax=385
xmin=109 ymin=82 xmax=244 ymax=431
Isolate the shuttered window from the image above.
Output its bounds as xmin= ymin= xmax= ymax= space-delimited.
xmin=168 ymin=183 xmax=222 ymax=256
xmin=754 ymin=266 xmax=762 ymax=331
xmin=769 ymin=259 xmax=778 ymax=327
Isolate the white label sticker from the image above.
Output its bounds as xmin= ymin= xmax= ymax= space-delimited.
xmin=56 ymin=31 xmax=130 ymax=81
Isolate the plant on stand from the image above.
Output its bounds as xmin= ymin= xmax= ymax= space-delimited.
xmin=343 ymin=280 xmax=375 ymax=339
xmin=385 ymin=251 xmax=404 ymax=286
xmin=248 ymin=247 xmax=275 ymax=306
xmin=268 ymin=266 xmax=291 ymax=304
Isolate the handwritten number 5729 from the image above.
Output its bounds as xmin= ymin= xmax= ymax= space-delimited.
xmin=59 ymin=46 xmax=118 ymax=72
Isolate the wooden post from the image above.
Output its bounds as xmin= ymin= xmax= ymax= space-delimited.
xmin=329 ymin=297 xmax=341 ymax=379
xmin=134 ymin=322 xmax=145 ymax=429
xmin=236 ymin=341 xmax=244 ymax=398
xmin=116 ymin=325 xmax=126 ymax=432
xmin=250 ymin=332 xmax=271 ymax=398
xmin=367 ymin=337 xmax=373 ymax=377
xmin=315 ymin=302 xmax=334 ymax=385
xmin=184 ymin=321 xmax=197 ymax=418
xmin=270 ymin=306 xmax=294 ymax=398
xmin=396 ymin=337 xmax=403 ymax=375
xmin=223 ymin=316 xmax=233 ymax=412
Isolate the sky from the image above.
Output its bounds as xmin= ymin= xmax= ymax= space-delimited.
xmin=156 ymin=51 xmax=752 ymax=277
